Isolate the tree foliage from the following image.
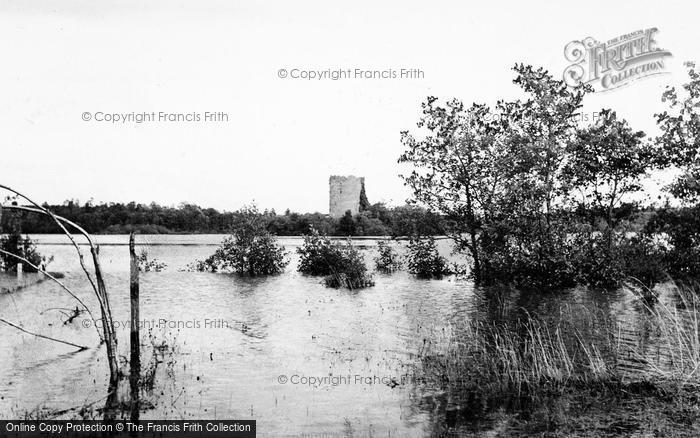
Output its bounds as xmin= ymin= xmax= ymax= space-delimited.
xmin=656 ymin=62 xmax=700 ymax=202
xmin=6 ymin=200 xmax=445 ymax=237
xmin=374 ymin=239 xmax=402 ymax=273
xmin=564 ymin=109 xmax=650 ymax=229
xmin=399 ymin=63 xmax=685 ymax=288
xmin=399 ymin=64 xmax=591 ymax=285
xmin=405 ymin=237 xmax=451 ymax=279
xmin=0 ymin=212 xmax=51 ymax=273
xmin=194 ymin=205 xmax=288 ymax=276
xmin=296 ymin=228 xmax=374 ymax=289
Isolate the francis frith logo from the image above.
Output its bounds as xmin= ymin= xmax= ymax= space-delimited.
xmin=563 ymin=28 xmax=672 ymax=91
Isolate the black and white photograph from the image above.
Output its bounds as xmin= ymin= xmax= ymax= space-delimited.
xmin=1 ymin=1 xmax=700 ymax=436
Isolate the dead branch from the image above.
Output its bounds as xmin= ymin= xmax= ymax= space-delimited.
xmin=0 ymin=317 xmax=88 ymax=350
xmin=0 ymin=186 xmax=119 ymax=387
xmin=0 ymin=247 xmax=103 ymax=340
xmin=0 ymin=205 xmax=104 ymax=311
xmin=64 ymin=306 xmax=84 ymax=325
xmin=0 ymin=192 xmax=101 ymax=295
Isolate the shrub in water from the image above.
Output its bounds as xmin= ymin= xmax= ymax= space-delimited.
xmin=296 ymin=228 xmax=339 ymax=275
xmin=192 ymin=205 xmax=288 ymax=276
xmin=297 ymin=228 xmax=374 ymax=289
xmin=562 ymin=230 xmax=623 ymax=289
xmin=0 ymin=224 xmax=51 ymax=272
xmin=569 ymin=232 xmax=667 ymax=289
xmin=374 ymin=239 xmax=402 ymax=273
xmin=208 ymin=234 xmax=288 ymax=276
xmin=137 ymin=249 xmax=168 ymax=272
xmin=185 ymin=258 xmax=212 ymax=272
xmin=405 ymin=237 xmax=450 ymax=278
xmin=323 ymin=243 xmax=375 ymax=289
xmin=645 ymin=206 xmax=700 ymax=279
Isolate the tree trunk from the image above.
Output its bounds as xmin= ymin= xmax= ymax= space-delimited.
xmin=464 ymin=185 xmax=482 ymax=283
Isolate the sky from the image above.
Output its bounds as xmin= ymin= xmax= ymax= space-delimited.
xmin=1 ymin=0 xmax=698 ymax=213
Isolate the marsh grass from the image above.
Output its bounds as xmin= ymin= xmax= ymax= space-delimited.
xmin=634 ymin=281 xmax=700 ymax=383
xmin=418 ymin=282 xmax=700 ymax=433
xmin=420 ymin=318 xmax=615 ymax=403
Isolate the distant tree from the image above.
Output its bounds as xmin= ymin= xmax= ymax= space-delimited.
xmin=6 ymin=200 xmax=449 ymax=238
xmin=387 ymin=205 xmax=444 ymax=237
xmin=365 ymin=202 xmax=392 ymax=225
xmin=352 ymin=212 xmax=389 ymax=236
xmin=337 ymin=210 xmax=356 ymax=235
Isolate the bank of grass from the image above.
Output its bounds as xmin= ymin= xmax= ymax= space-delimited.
xmin=418 ymin=281 xmax=700 ymax=435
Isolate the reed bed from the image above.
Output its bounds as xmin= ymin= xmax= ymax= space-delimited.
xmin=419 ymin=281 xmax=700 ymax=403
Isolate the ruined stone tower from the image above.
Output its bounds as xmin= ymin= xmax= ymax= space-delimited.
xmin=329 ymin=175 xmax=369 ymax=218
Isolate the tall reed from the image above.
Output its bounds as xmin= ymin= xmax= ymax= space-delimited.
xmin=419 ymin=282 xmax=700 ymax=403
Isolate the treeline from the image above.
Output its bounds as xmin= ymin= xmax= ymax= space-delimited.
xmin=0 ymin=200 xmax=445 ymax=237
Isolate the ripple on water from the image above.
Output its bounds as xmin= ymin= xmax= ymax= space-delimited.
xmin=0 ymin=236 xmax=686 ymax=436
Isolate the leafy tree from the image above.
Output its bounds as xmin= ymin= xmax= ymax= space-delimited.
xmin=399 ymin=65 xmax=590 ymax=283
xmin=656 ymin=62 xmax=700 ymax=203
xmin=491 ymin=65 xmax=590 ymax=253
xmin=564 ymin=109 xmax=650 ymax=231
xmin=399 ymin=98 xmax=501 ymax=282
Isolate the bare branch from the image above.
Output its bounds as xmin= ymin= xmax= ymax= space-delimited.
xmin=0 ymin=318 xmax=88 ymax=351
xmin=0 ymin=248 xmax=103 ymax=341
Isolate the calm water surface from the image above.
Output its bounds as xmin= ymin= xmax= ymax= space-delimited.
xmin=0 ymin=234 xmax=676 ymax=436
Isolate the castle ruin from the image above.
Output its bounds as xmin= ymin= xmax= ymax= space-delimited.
xmin=329 ymin=175 xmax=369 ymax=218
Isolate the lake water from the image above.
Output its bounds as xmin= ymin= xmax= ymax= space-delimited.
xmin=0 ymin=234 xmax=680 ymax=436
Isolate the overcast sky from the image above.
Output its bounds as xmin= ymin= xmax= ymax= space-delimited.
xmin=1 ymin=0 xmax=697 ymax=213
